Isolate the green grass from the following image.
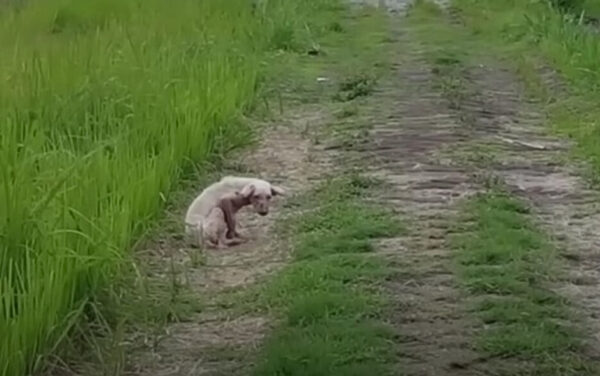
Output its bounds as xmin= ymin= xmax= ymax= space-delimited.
xmin=334 ymin=73 xmax=378 ymax=102
xmin=0 ymin=0 xmax=348 ymax=374
xmin=548 ymin=0 xmax=600 ymax=19
xmin=264 ymin=4 xmax=391 ymax=106
xmin=246 ymin=174 xmax=402 ymax=376
xmin=452 ymin=191 xmax=595 ymax=375
xmin=432 ymin=0 xmax=600 ymax=183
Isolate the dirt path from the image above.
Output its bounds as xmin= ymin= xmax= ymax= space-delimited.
xmin=125 ymin=107 xmax=332 ymax=376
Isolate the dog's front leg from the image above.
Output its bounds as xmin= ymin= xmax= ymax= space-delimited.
xmin=220 ymin=198 xmax=245 ymax=241
xmin=227 ymin=230 xmax=247 ymax=245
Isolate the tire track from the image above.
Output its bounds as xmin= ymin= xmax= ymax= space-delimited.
xmin=339 ymin=7 xmax=483 ymax=374
xmin=453 ymin=59 xmax=600 ymax=365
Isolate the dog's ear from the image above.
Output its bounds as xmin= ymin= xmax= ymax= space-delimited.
xmin=271 ymin=185 xmax=285 ymax=196
xmin=240 ymin=183 xmax=256 ymax=198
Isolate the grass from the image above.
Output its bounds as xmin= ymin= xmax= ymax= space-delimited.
xmin=0 ymin=0 xmax=350 ymax=374
xmin=452 ymin=191 xmax=595 ymax=375
xmin=264 ymin=4 xmax=391 ymax=107
xmin=334 ymin=73 xmax=378 ymax=102
xmin=432 ymin=0 xmax=600 ymax=183
xmin=242 ymin=173 xmax=402 ymax=376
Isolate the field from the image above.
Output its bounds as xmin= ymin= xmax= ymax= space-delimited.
xmin=3 ymin=0 xmax=600 ymax=375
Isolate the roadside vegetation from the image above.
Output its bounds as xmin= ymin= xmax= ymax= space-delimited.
xmin=447 ymin=0 xmax=600 ymax=182
xmin=0 ymin=0 xmax=348 ymax=374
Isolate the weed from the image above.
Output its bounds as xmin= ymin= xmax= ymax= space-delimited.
xmin=549 ymin=0 xmax=586 ymax=13
xmin=334 ymin=73 xmax=377 ymax=101
xmin=428 ymin=47 xmax=472 ymax=109
xmin=441 ymin=142 xmax=500 ymax=168
xmin=335 ymin=105 xmax=359 ymax=119
xmin=271 ymin=22 xmax=299 ymax=52
xmin=328 ymin=21 xmax=345 ymax=33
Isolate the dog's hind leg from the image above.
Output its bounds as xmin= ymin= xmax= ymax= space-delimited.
xmin=185 ymin=222 xmax=203 ymax=248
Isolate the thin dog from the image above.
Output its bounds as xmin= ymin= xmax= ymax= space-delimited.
xmin=185 ymin=176 xmax=285 ymax=248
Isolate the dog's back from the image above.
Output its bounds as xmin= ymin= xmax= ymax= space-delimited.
xmin=184 ymin=176 xmax=270 ymax=246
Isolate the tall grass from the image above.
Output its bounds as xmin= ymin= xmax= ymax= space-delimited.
xmin=0 ymin=0 xmax=338 ymax=374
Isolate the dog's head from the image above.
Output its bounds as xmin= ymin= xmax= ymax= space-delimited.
xmin=239 ymin=181 xmax=285 ymax=216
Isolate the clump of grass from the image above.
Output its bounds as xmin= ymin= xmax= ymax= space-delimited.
xmin=255 ymin=320 xmax=395 ymax=376
xmin=328 ymin=21 xmax=345 ymax=33
xmin=271 ymin=21 xmax=300 ymax=51
xmin=440 ymin=142 xmax=500 ymax=168
xmin=50 ymin=0 xmax=134 ymax=33
xmin=334 ymin=73 xmax=377 ymax=101
xmin=548 ymin=0 xmax=586 ymax=14
xmin=437 ymin=75 xmax=468 ymax=109
xmin=250 ymin=174 xmax=402 ymax=376
xmin=452 ymin=191 xmax=596 ymax=374
xmin=431 ymin=60 xmax=469 ymax=109
xmin=335 ymin=104 xmax=359 ymax=119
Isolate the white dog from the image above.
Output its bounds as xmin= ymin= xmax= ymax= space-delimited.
xmin=185 ymin=176 xmax=285 ymax=248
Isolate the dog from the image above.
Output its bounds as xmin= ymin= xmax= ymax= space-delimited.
xmin=185 ymin=176 xmax=285 ymax=248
